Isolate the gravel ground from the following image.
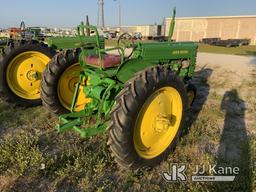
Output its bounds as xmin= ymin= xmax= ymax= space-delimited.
xmin=197 ymin=53 xmax=256 ymax=77
xmin=196 ymin=53 xmax=256 ymax=134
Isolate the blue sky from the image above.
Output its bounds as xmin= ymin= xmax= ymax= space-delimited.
xmin=0 ymin=0 xmax=256 ymax=28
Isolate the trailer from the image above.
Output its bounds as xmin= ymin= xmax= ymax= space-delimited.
xmin=201 ymin=37 xmax=250 ymax=47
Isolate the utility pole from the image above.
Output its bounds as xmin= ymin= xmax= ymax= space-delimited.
xmin=118 ymin=0 xmax=121 ymax=30
xmin=86 ymin=15 xmax=90 ymax=36
xmin=114 ymin=0 xmax=121 ymax=31
xmin=97 ymin=0 xmax=105 ymax=28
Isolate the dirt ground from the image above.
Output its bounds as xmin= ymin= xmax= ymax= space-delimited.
xmin=0 ymin=53 xmax=255 ymax=191
xmin=197 ymin=53 xmax=256 ymax=134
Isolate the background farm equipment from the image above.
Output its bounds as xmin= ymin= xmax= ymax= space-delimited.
xmin=0 ymin=37 xmax=8 ymax=52
xmin=215 ymin=39 xmax=250 ymax=47
xmin=132 ymin=32 xmax=142 ymax=40
xmin=201 ymin=37 xmax=250 ymax=47
xmin=201 ymin=38 xmax=221 ymax=45
xmin=0 ymin=18 xmax=106 ymax=113
xmin=43 ymin=9 xmax=198 ymax=169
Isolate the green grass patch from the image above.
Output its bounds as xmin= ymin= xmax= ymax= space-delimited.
xmin=198 ymin=43 xmax=256 ymax=56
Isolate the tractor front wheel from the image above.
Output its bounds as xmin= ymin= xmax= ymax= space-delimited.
xmin=108 ymin=66 xmax=187 ymax=169
xmin=41 ymin=49 xmax=90 ymax=115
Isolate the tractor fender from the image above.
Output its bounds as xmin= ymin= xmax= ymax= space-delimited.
xmin=116 ymin=58 xmax=157 ymax=83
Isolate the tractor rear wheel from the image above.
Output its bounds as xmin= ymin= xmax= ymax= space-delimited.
xmin=41 ymin=49 xmax=90 ymax=115
xmin=0 ymin=40 xmax=56 ymax=106
xmin=108 ymin=66 xmax=187 ymax=169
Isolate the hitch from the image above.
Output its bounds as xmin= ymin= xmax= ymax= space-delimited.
xmin=56 ymin=111 xmax=109 ymax=137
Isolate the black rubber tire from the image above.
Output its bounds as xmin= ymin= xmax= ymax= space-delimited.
xmin=41 ymin=49 xmax=81 ymax=115
xmin=107 ymin=66 xmax=188 ymax=170
xmin=187 ymin=83 xmax=197 ymax=107
xmin=0 ymin=40 xmax=56 ymax=107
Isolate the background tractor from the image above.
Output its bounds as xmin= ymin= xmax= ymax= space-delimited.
xmin=42 ymin=9 xmax=198 ymax=169
xmin=0 ymin=19 xmax=105 ymax=113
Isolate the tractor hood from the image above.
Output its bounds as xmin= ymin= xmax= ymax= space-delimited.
xmin=137 ymin=41 xmax=198 ymax=60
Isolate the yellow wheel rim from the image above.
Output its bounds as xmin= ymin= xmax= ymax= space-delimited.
xmin=133 ymin=87 xmax=183 ymax=159
xmin=57 ymin=63 xmax=91 ymax=111
xmin=6 ymin=51 xmax=50 ymax=100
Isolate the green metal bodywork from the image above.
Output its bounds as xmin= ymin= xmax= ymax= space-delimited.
xmin=46 ymin=22 xmax=105 ymax=50
xmin=117 ymin=41 xmax=197 ymax=82
xmin=46 ymin=36 xmax=105 ymax=50
xmin=168 ymin=7 xmax=176 ymax=41
xmin=0 ymin=26 xmax=105 ymax=52
xmin=56 ymin=8 xmax=198 ymax=137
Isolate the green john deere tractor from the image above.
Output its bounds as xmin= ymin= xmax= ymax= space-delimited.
xmin=42 ymin=9 xmax=198 ymax=169
xmin=0 ymin=20 xmax=103 ymax=113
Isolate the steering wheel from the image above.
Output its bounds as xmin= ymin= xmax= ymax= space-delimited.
xmin=117 ymin=32 xmax=135 ymax=58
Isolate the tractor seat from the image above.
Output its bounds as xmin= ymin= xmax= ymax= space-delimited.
xmin=85 ymin=54 xmax=121 ymax=68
